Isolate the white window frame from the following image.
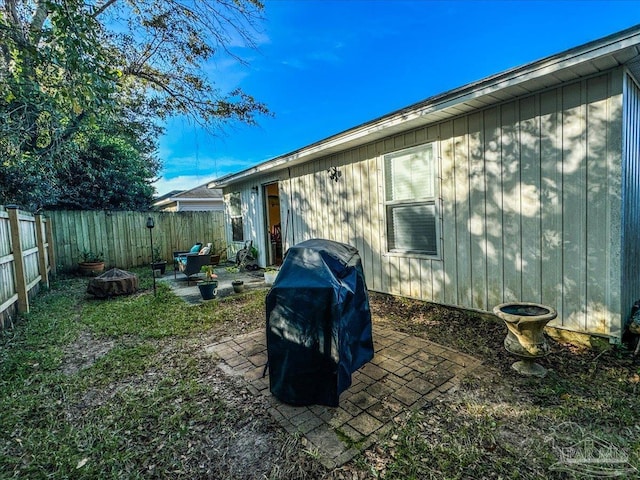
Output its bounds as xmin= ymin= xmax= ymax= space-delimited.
xmin=383 ymin=143 xmax=440 ymax=257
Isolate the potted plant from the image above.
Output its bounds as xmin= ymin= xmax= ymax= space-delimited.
xmin=197 ymin=265 xmax=218 ymax=300
xmin=78 ymin=250 xmax=105 ymax=276
xmin=264 ymin=267 xmax=279 ymax=285
xmin=151 ymin=246 xmax=167 ymax=275
xmin=232 ymin=280 xmax=244 ymax=293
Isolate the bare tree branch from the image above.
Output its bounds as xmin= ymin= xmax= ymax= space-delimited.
xmin=91 ymin=0 xmax=119 ymax=18
xmin=29 ymin=0 xmax=49 ymax=42
xmin=4 ymin=0 xmax=26 ymax=43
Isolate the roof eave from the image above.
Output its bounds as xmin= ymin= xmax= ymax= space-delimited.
xmin=174 ymin=198 xmax=223 ymax=202
xmin=152 ymin=198 xmax=174 ymax=207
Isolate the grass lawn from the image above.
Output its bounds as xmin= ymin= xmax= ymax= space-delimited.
xmin=1 ymin=270 xmax=639 ymax=479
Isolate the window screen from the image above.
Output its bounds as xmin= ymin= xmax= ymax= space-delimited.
xmin=231 ymin=217 xmax=243 ymax=242
xmin=228 ymin=192 xmax=243 ymax=242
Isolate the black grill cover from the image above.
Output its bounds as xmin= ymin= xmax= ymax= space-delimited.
xmin=266 ymin=239 xmax=374 ymax=407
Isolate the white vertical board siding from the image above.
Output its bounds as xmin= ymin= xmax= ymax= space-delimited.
xmin=468 ymin=112 xmax=489 ymax=310
xmin=453 ymin=117 xmax=473 ymax=306
xmin=278 ymin=177 xmax=293 ymax=251
xmin=621 ymin=72 xmax=640 ymax=334
xmin=484 ymin=107 xmax=504 ymax=307
xmin=236 ymin=69 xmax=624 ymax=339
xmin=519 ymin=96 xmax=542 ymax=305
xmin=440 ymin=121 xmax=458 ymax=305
xmin=561 ymin=82 xmax=588 ymax=332
xmin=368 ymin=147 xmax=382 ymax=291
xmin=449 ymin=71 xmax=620 ymax=337
xmin=501 ymin=100 xmax=523 ymax=303
xmin=607 ymin=72 xmax=623 ymax=336
xmin=300 ymin=162 xmax=313 ymax=240
xmin=587 ymin=75 xmax=614 ymax=334
xmin=540 ymin=89 xmax=564 ymax=320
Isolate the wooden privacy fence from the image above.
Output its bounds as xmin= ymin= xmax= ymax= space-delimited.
xmin=45 ymin=210 xmax=227 ymax=272
xmin=0 ymin=206 xmax=55 ymax=328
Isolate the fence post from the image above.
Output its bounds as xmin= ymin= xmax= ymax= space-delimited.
xmin=6 ymin=205 xmax=29 ymax=313
xmin=34 ymin=213 xmax=49 ymax=288
xmin=44 ymin=215 xmax=57 ymax=276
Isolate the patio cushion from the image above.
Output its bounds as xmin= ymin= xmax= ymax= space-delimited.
xmin=173 ymin=243 xmax=203 ymax=263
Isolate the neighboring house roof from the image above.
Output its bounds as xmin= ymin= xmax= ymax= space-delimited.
xmin=152 ymin=190 xmax=184 ymax=205
xmin=174 ymin=185 xmax=223 ymax=199
xmin=152 ymin=184 xmax=223 ymax=209
xmin=209 ymin=24 xmax=640 ymax=188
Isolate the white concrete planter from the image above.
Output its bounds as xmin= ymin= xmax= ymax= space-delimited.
xmin=493 ymin=302 xmax=557 ymax=377
xmin=264 ymin=270 xmax=278 ymax=285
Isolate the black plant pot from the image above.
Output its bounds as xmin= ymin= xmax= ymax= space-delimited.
xmin=232 ymin=280 xmax=244 ymax=293
xmin=198 ymin=281 xmax=218 ymax=300
xmin=151 ymin=261 xmax=167 ymax=275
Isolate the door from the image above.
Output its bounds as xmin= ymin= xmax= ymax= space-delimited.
xmin=263 ymin=183 xmax=282 ymax=265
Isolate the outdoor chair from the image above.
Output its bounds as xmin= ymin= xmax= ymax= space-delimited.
xmin=173 ymin=242 xmax=202 ymax=277
xmin=177 ymin=255 xmax=212 ymax=284
xmin=175 ymin=243 xmax=213 ymax=284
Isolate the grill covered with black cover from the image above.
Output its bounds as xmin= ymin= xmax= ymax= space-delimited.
xmin=87 ymin=268 xmax=138 ymax=298
xmin=266 ymin=239 xmax=374 ymax=407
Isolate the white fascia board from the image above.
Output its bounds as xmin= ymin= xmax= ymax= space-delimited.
xmin=172 ymin=198 xmax=222 ymax=202
xmin=152 ymin=198 xmax=173 ymax=207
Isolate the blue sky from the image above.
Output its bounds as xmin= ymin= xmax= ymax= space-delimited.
xmin=154 ymin=0 xmax=640 ymax=195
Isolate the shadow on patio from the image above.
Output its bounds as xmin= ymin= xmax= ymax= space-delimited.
xmin=205 ymin=327 xmax=483 ymax=469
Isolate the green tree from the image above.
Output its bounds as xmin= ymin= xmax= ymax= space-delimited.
xmin=52 ymin=135 xmax=157 ymax=211
xmin=0 ymin=0 xmax=268 ymax=209
xmin=51 ymin=115 xmax=161 ymax=210
xmin=1 ymin=0 xmax=115 ymax=207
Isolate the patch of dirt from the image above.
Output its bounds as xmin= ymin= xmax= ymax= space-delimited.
xmin=62 ymin=331 xmax=325 ymax=479
xmin=368 ymin=292 xmax=639 ymax=379
xmin=60 ymin=330 xmax=114 ymax=375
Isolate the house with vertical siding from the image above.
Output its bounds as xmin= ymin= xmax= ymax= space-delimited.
xmin=209 ymin=26 xmax=640 ymax=343
xmin=152 ymin=184 xmax=224 ymax=212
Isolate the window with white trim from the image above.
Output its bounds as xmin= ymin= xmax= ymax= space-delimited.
xmin=228 ymin=192 xmax=243 ymax=242
xmin=384 ymin=143 xmax=438 ymax=256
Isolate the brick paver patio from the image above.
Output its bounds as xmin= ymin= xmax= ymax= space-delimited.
xmin=205 ymin=327 xmax=482 ymax=468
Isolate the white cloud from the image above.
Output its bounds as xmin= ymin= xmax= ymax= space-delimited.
xmin=153 ymin=175 xmax=214 ymax=196
xmin=281 ymin=58 xmax=306 ymax=69
xmin=211 ymin=156 xmax=256 ymax=170
xmin=203 ymin=56 xmax=253 ymax=92
xmin=154 ymin=154 xmax=260 ymax=196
